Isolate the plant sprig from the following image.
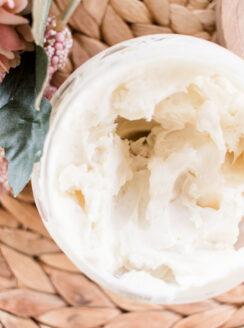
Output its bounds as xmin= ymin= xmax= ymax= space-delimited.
xmin=0 ymin=0 xmax=81 ymax=196
xmin=0 ymin=0 xmax=52 ymax=195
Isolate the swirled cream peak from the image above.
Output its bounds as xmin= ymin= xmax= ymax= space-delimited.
xmin=50 ymin=60 xmax=244 ymax=299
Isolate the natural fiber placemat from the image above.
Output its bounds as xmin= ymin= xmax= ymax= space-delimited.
xmin=0 ymin=0 xmax=243 ymax=327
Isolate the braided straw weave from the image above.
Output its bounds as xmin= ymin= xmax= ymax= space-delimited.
xmin=0 ymin=0 xmax=244 ymax=327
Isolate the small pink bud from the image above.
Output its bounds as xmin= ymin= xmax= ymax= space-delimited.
xmin=51 ymin=56 xmax=59 ymax=65
xmin=44 ymin=84 xmax=57 ymax=100
xmin=6 ymin=0 xmax=15 ymax=8
xmin=56 ymin=32 xmax=65 ymax=42
xmin=45 ymin=31 xmax=51 ymax=39
xmin=56 ymin=50 xmax=63 ymax=56
xmin=55 ymin=42 xmax=63 ymax=50
xmin=48 ymin=66 xmax=55 ymax=75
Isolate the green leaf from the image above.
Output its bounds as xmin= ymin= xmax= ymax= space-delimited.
xmin=0 ymin=99 xmax=51 ymax=196
xmin=32 ymin=0 xmax=52 ymax=46
xmin=0 ymin=51 xmax=51 ymax=196
xmin=35 ymin=45 xmax=49 ymax=110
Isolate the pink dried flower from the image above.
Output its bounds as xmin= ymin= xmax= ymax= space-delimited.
xmin=0 ymin=147 xmax=10 ymax=195
xmin=44 ymin=16 xmax=73 ymax=100
xmin=0 ymin=0 xmax=32 ymax=77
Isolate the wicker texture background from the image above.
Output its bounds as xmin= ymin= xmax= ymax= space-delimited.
xmin=1 ymin=0 xmax=244 ymax=327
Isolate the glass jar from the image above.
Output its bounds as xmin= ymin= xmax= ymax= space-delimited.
xmin=32 ymin=34 xmax=244 ymax=304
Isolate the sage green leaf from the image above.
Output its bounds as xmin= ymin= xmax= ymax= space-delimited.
xmin=0 ymin=51 xmax=51 ymax=196
xmin=35 ymin=45 xmax=49 ymax=110
xmin=32 ymin=0 xmax=52 ymax=46
xmin=0 ymin=99 xmax=51 ymax=196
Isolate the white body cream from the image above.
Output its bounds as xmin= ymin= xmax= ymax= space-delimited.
xmin=33 ymin=35 xmax=244 ymax=304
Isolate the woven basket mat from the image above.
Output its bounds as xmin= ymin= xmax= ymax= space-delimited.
xmin=0 ymin=0 xmax=244 ymax=327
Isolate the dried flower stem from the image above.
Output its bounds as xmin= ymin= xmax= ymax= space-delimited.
xmin=61 ymin=0 xmax=82 ymax=26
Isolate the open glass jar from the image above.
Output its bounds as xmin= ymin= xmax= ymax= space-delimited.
xmin=32 ymin=35 xmax=244 ymax=304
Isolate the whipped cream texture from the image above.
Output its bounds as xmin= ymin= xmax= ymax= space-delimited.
xmin=39 ymin=36 xmax=244 ymax=303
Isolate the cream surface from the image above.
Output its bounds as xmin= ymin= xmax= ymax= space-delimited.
xmin=44 ymin=52 xmax=244 ymax=300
